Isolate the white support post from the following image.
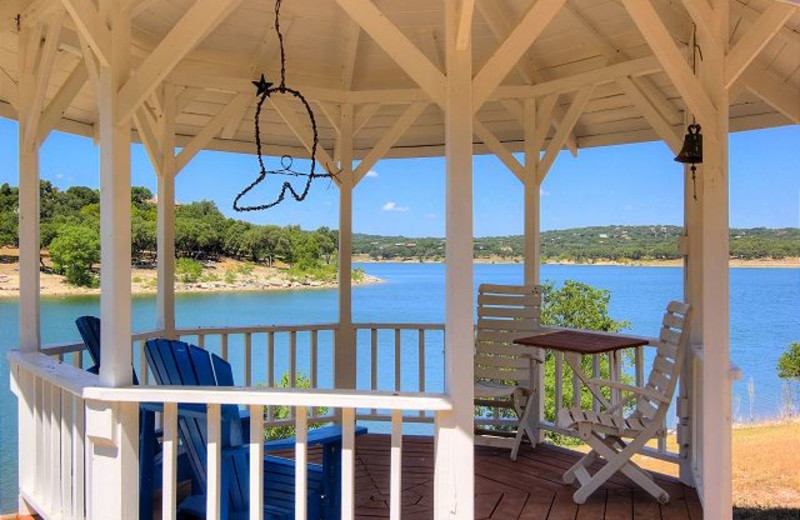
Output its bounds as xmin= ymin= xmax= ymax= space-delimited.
xmin=523 ymin=98 xmax=544 ymax=444
xmin=15 ymin=24 xmax=40 ymax=518
xmin=156 ymin=84 xmax=177 ymax=336
xmin=17 ymin=22 xmax=41 ymax=354
xmin=336 ymin=104 xmax=356 ymax=390
xmin=436 ymin=1 xmax=474 ymax=518
xmin=698 ymin=1 xmax=732 ymax=517
xmin=88 ymin=2 xmax=139 ymax=519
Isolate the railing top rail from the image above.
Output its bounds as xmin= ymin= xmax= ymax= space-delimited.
xmin=174 ymin=323 xmax=340 ymax=335
xmin=353 ymin=322 xmax=445 ymax=330
xmin=8 ymin=351 xmax=100 ymax=397
xmin=84 ymin=385 xmax=453 ymax=411
xmin=10 ymin=351 xmax=453 ymax=412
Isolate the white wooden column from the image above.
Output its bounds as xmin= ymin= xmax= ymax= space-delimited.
xmin=336 ymin=104 xmax=356 ymax=390
xmin=89 ymin=3 xmax=139 ymax=519
xmin=436 ymin=1 xmax=474 ymax=518
xmin=156 ymin=84 xmax=177 ymax=336
xmin=699 ymin=1 xmax=732 ymax=517
xmin=17 ymin=23 xmax=41 ymax=353
xmin=522 ymin=98 xmax=540 ymax=286
xmin=15 ymin=23 xmax=41 ymax=517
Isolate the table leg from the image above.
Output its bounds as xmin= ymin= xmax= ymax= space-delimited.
xmin=564 ymin=353 xmax=612 ymax=411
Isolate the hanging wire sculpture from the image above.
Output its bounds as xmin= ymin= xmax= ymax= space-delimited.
xmin=674 ymin=24 xmax=704 ymax=201
xmin=233 ymin=0 xmax=337 ymax=212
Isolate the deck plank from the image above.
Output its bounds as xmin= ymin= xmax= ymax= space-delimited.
xmin=165 ymin=434 xmax=699 ymax=520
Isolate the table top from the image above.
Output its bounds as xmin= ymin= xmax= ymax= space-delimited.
xmin=513 ymin=329 xmax=649 ymax=354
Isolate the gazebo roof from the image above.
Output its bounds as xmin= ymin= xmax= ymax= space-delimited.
xmin=0 ymin=0 xmax=798 ymax=161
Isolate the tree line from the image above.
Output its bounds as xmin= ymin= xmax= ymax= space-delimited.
xmin=353 ymin=225 xmax=800 ymax=263
xmin=0 ymin=182 xmax=337 ymax=285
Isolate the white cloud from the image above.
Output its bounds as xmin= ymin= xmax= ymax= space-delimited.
xmin=365 ymin=170 xmax=378 ymax=178
xmin=382 ymin=201 xmax=409 ymax=212
xmin=425 ymin=213 xmax=436 ymax=220
xmin=540 ymin=187 xmax=549 ymax=196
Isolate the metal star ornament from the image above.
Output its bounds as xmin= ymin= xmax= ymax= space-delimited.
xmin=252 ymin=74 xmax=273 ymax=96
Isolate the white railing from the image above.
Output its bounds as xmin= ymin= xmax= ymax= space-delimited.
xmin=39 ymin=322 xmax=681 ymax=463
xmin=9 ymin=350 xmax=452 ymax=520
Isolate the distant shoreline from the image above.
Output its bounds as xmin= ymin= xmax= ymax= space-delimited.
xmin=353 ymin=255 xmax=800 ymax=269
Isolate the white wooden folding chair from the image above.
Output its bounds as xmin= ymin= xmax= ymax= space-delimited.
xmin=474 ymin=283 xmax=544 ymax=461
xmin=556 ymin=301 xmax=692 ymax=504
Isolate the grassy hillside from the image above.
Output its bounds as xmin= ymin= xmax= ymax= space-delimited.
xmin=353 ymin=225 xmax=800 ymax=263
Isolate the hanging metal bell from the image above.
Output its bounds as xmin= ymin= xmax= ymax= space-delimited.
xmin=674 ymin=124 xmax=703 ymax=165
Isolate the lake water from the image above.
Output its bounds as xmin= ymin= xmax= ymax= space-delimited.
xmin=1 ymin=262 xmax=799 ymax=513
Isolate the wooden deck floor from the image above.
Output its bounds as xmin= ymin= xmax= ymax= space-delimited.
xmin=348 ymin=434 xmax=702 ymax=520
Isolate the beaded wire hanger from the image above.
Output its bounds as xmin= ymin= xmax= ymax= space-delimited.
xmin=233 ymin=0 xmax=338 ymax=212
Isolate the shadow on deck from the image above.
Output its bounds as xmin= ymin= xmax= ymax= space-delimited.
xmin=350 ymin=434 xmax=702 ymax=520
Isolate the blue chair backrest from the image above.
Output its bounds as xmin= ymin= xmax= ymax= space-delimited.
xmin=144 ymin=340 xmax=244 ymax=499
xmin=75 ymin=316 xmax=139 ymax=385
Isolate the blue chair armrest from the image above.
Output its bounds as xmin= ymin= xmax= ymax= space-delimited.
xmin=264 ymin=425 xmax=368 ymax=451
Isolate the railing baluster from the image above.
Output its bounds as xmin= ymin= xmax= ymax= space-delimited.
xmin=290 ymin=331 xmax=297 ymax=388
xmin=310 ymin=330 xmax=318 ymax=390
xmin=609 ymin=351 xmax=621 ymax=410
xmin=41 ymin=379 xmax=52 ymax=508
xmin=341 ymin=408 xmax=355 ymax=520
xmin=50 ymin=384 xmax=60 ymax=509
xmin=267 ymin=332 xmax=275 ymax=421
xmin=555 ymin=352 xmax=563 ymax=417
xmin=592 ymin=354 xmax=600 ymax=412
xmin=418 ymin=330 xmax=425 ymax=418
xmin=249 ymin=404 xmax=264 ymax=520
xmin=221 ymin=333 xmax=229 ymax=361
xmin=295 ymin=406 xmax=308 ymax=520
xmin=394 ymin=329 xmax=401 ymax=392
xmin=72 ymin=351 xmax=82 ymax=369
xmin=60 ymin=389 xmax=72 ymax=517
xmin=635 ymin=346 xmax=644 ymax=388
xmin=390 ymin=410 xmax=403 ymax=520
xmin=162 ymin=403 xmax=178 ymax=520
xmin=139 ymin=340 xmax=148 ymax=385
xmin=198 ymin=334 xmax=205 ymax=349
xmin=245 ymin=333 xmax=252 ymax=387
xmin=207 ymin=403 xmax=222 ymax=520
xmin=572 ymin=356 xmax=581 ymax=408
xmin=73 ymin=396 xmax=85 ymax=520
xmin=371 ymin=329 xmax=378 ymax=416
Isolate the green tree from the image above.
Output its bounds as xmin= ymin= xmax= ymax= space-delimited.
xmin=778 ymin=342 xmax=800 ymax=381
xmin=49 ymin=225 xmax=100 ymax=286
xmin=262 ymin=372 xmax=329 ymax=441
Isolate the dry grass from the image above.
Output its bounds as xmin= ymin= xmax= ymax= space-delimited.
xmin=563 ymin=419 xmax=800 ymax=518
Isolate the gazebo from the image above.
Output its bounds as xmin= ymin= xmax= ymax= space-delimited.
xmin=2 ymin=0 xmax=799 ymax=518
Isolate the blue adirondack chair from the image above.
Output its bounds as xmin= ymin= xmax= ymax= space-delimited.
xmin=74 ymin=316 xmax=192 ymax=520
xmin=145 ymin=338 xmax=366 ymax=520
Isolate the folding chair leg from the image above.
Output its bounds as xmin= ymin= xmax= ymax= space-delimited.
xmin=511 ymin=391 xmax=536 ymax=461
xmin=563 ymin=450 xmax=597 ymax=485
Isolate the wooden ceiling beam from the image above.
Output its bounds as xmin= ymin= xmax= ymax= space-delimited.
xmin=620 ymin=0 xmax=717 ymax=133
xmin=354 ymin=101 xmax=428 ymax=182
xmin=269 ymin=95 xmax=339 ymax=182
xmin=341 ymin=21 xmax=361 ymax=90
xmin=472 ymin=0 xmax=567 ymax=112
xmin=725 ymin=2 xmax=796 ymax=89
xmin=335 ymin=0 xmax=446 ymax=107
xmin=59 ymin=0 xmax=111 ymax=67
xmin=742 ymin=66 xmax=800 ymax=124
xmin=117 ymin=0 xmax=241 ymax=124
xmin=476 ymin=0 xmax=578 ymax=156
xmin=473 ymin=119 xmax=524 ymax=182
xmin=456 ymin=0 xmax=475 ymax=51
xmin=353 ymin=103 xmax=380 ymax=135
xmin=678 ymin=0 xmax=716 ymax=43
xmin=176 ymin=93 xmax=250 ymax=173
xmin=538 ymin=84 xmax=593 ymax=181
xmin=617 ymin=76 xmax=681 ymax=154
xmin=38 ymin=57 xmax=88 ymax=143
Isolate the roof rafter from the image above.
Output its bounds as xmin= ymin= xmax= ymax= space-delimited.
xmin=617 ymin=76 xmax=681 ymax=154
xmin=335 ymin=0 xmax=446 ymax=107
xmin=725 ymin=2 xmax=796 ymax=89
xmin=59 ymin=0 xmax=111 ymax=67
xmin=473 ymin=119 xmax=524 ymax=182
xmin=354 ymin=101 xmax=428 ymax=182
xmin=117 ymin=0 xmax=241 ymax=124
xmin=472 ymin=0 xmax=567 ymax=112
xmin=24 ymin=8 xmax=65 ymax=151
xmin=475 ymin=0 xmax=577 ymax=155
xmin=539 ymin=84 xmax=593 ymax=181
xmin=742 ymin=66 xmax=800 ymax=124
xmin=620 ymin=0 xmax=717 ymax=134
xmin=38 ymin=57 xmax=88 ymax=143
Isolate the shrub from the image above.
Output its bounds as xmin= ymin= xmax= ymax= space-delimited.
xmin=352 ymin=267 xmax=366 ymax=283
xmin=224 ymin=269 xmax=237 ymax=284
xmin=176 ymin=258 xmax=203 ymax=283
xmin=236 ymin=262 xmax=255 ymax=276
xmin=49 ymin=225 xmax=100 ymax=287
xmin=262 ymin=373 xmax=329 ymax=441
xmin=778 ymin=342 xmax=800 ymax=381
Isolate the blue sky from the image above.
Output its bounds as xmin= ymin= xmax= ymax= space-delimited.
xmin=0 ymin=117 xmax=797 ymax=237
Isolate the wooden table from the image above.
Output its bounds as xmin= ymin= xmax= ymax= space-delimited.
xmin=514 ymin=330 xmax=649 ymax=412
